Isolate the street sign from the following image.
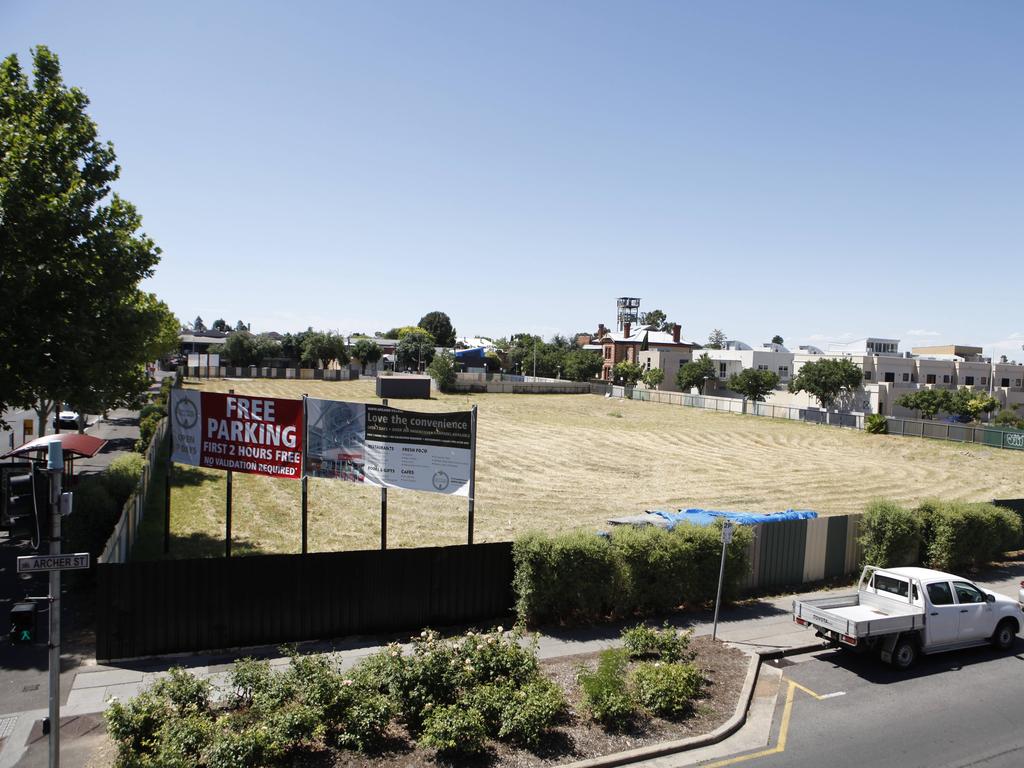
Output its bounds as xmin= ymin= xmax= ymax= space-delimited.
xmin=721 ymin=521 xmax=734 ymax=544
xmin=16 ymin=553 xmax=90 ymax=574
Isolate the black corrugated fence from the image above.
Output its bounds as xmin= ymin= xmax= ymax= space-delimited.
xmin=96 ymin=542 xmax=514 ymax=661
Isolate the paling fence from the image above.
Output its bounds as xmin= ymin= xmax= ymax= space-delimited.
xmin=96 ymin=542 xmax=515 ymax=661
xmin=181 ymin=366 xmax=353 ymax=380
xmin=97 ymin=418 xmax=168 ymax=565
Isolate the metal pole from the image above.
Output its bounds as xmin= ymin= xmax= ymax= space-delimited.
xmin=301 ymin=394 xmax=308 ymax=554
xmin=467 ymin=404 xmax=477 ymax=545
xmin=226 ymin=389 xmax=233 ymax=558
xmin=712 ymin=522 xmax=732 ymax=641
xmin=164 ymin=415 xmax=172 ymax=555
xmin=381 ymin=398 xmax=388 ymax=550
xmin=46 ymin=441 xmax=63 ymax=768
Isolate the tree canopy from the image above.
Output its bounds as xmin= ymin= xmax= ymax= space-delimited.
xmin=396 ymin=329 xmax=435 ymax=370
xmin=427 ymin=351 xmax=457 ymax=392
xmin=351 ymin=338 xmax=383 ymax=374
xmin=771 ymin=335 xmax=784 ymax=346
xmin=788 ymin=358 xmax=863 ymax=410
xmin=613 ymin=360 xmax=645 ymax=386
xmin=300 ymin=331 xmax=348 ymax=368
xmin=641 ymin=367 xmax=665 ymax=390
xmin=897 ymin=388 xmax=998 ymax=421
xmin=640 ymin=309 xmax=672 ymax=332
xmin=418 ymin=311 xmax=456 ymax=347
xmin=0 ymin=46 xmax=173 ymax=422
xmin=727 ymin=368 xmax=780 ymax=403
xmin=561 ymin=349 xmax=602 ymax=382
xmin=677 ymin=353 xmax=716 ymax=393
xmin=706 ymin=329 xmax=727 ymax=349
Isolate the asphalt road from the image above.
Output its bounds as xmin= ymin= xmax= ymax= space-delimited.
xmin=716 ymin=641 xmax=1024 ymax=768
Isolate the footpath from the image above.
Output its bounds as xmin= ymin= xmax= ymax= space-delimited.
xmin=1 ymin=563 xmax=1021 ymax=768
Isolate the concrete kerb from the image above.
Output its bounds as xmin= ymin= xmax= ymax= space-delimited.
xmin=559 ymin=642 xmax=825 ymax=768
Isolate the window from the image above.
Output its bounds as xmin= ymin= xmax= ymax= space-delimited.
xmin=953 ymin=582 xmax=986 ymax=604
xmin=965 ymin=376 xmax=974 ymax=386
xmin=902 ymin=373 xmax=910 ymax=382
xmin=864 ymin=371 xmax=872 ymax=380
xmin=23 ymin=418 xmax=33 ymax=437
xmin=679 ymin=361 xmax=686 ymax=369
xmin=942 ymin=374 xmax=950 ymax=384
xmin=1016 ymin=379 xmax=1022 ymax=388
xmin=1001 ymin=378 xmax=1010 ymax=387
xmin=926 ymin=582 xmax=954 ymax=606
xmin=873 ymin=574 xmax=917 ymax=600
xmin=758 ymin=364 xmax=769 ymax=371
xmin=884 ymin=372 xmax=895 ymax=383
xmin=604 ymin=347 xmax=611 ymax=360
xmin=926 ymin=374 xmax=936 ymax=384
xmin=981 ymin=377 xmax=988 ymax=386
xmin=778 ymin=366 xmax=788 ymax=375
xmin=719 ymin=363 xmax=727 ymax=377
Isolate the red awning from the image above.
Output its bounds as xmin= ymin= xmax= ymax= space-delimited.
xmin=1 ymin=432 xmax=107 ymax=460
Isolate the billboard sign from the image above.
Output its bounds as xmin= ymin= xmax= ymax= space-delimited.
xmin=306 ymin=398 xmax=472 ymax=496
xmin=170 ymin=390 xmax=303 ymax=479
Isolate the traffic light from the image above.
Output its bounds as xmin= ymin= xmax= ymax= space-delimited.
xmin=9 ymin=602 xmax=37 ymax=645
xmin=1 ymin=464 xmax=47 ymax=543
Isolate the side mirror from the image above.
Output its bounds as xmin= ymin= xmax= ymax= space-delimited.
xmin=986 ymin=593 xmax=995 ymax=603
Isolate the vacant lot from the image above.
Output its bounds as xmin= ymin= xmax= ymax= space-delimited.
xmin=153 ymin=377 xmax=1024 ymax=557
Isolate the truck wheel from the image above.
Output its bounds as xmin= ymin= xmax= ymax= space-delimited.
xmin=991 ymin=620 xmax=1017 ymax=651
xmin=891 ymin=638 xmax=917 ymax=670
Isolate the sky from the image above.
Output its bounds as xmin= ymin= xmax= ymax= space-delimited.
xmin=3 ymin=1 xmax=1023 ymax=359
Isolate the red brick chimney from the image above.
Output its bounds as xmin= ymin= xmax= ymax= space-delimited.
xmin=624 ymin=322 xmax=631 ymax=338
xmin=597 ymin=323 xmax=607 ymax=339
xmin=672 ymin=324 xmax=681 ymax=343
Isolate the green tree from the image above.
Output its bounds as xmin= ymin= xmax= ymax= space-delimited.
xmin=895 ymin=389 xmax=943 ymax=419
xmin=993 ymin=409 xmax=1024 ymax=430
xmin=211 ymin=318 xmax=228 ymax=331
xmin=234 ymin=320 xmax=247 ymax=332
xmin=396 ymin=329 xmax=436 ymax=370
xmin=940 ymin=388 xmax=998 ymax=422
xmin=771 ymin=335 xmax=784 ymax=346
xmin=221 ymin=332 xmax=259 ymax=367
xmin=418 ymin=311 xmax=456 ymax=347
xmin=193 ymin=316 xmax=206 ymax=332
xmin=727 ymin=368 xmax=780 ymax=404
xmin=641 ymin=367 xmax=665 ymax=389
xmin=788 ymin=358 xmax=863 ymax=411
xmin=706 ymin=329 xmax=727 ymax=349
xmin=677 ymin=353 xmax=716 ymax=393
xmin=640 ymin=309 xmax=672 ymax=332
xmin=351 ymin=338 xmax=383 ymax=374
xmin=562 ymin=349 xmax=602 ymax=382
xmin=613 ymin=360 xmax=645 ymax=385
xmin=300 ymin=331 xmax=348 ymax=368
xmin=427 ymin=351 xmax=457 ymax=392
xmin=0 ymin=47 xmax=167 ymax=424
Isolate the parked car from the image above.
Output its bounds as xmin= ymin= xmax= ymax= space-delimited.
xmin=1019 ymin=579 xmax=1023 ymax=612
xmin=53 ymin=408 xmax=81 ymax=430
xmin=793 ymin=566 xmax=1022 ymax=669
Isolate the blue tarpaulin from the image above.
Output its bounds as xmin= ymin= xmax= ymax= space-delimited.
xmin=646 ymin=508 xmax=817 ymax=530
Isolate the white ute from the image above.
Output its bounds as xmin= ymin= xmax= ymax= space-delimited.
xmin=793 ymin=566 xmax=1022 ymax=669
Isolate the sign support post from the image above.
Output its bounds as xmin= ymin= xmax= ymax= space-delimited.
xmin=712 ymin=521 xmax=734 ymax=641
xmin=467 ymin=404 xmax=477 ymax=545
xmin=225 ymin=389 xmax=233 ymax=558
xmin=164 ymin=422 xmax=172 ymax=555
xmin=380 ymin=398 xmax=387 ymax=550
xmin=47 ymin=441 xmax=63 ymax=768
xmin=301 ymin=394 xmax=308 ymax=555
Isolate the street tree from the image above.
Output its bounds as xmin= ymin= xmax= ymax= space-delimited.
xmin=771 ymin=335 xmax=784 ymax=346
xmin=418 ymin=311 xmax=456 ymax=347
xmin=641 ymin=367 xmax=665 ymax=390
xmin=396 ymin=329 xmax=436 ymax=371
xmin=193 ymin=316 xmax=206 ymax=332
xmin=788 ymin=358 xmax=863 ymax=411
xmin=351 ymin=338 xmax=383 ymax=374
xmin=613 ymin=360 xmax=645 ymax=385
xmin=677 ymin=353 xmax=716 ymax=393
xmin=562 ymin=349 xmax=602 ymax=382
xmin=212 ymin=318 xmax=228 ymax=331
xmin=706 ymin=329 xmax=727 ymax=349
xmin=727 ymin=368 xmax=780 ymax=404
xmin=427 ymin=351 xmax=457 ymax=392
xmin=0 ymin=46 xmax=170 ymax=425
xmin=301 ymin=331 xmax=348 ymax=368
xmin=895 ymin=389 xmax=944 ymax=419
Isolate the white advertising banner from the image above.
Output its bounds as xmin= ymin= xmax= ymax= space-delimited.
xmin=305 ymin=398 xmax=472 ymax=496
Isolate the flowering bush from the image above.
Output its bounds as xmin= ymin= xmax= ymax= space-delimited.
xmin=631 ymin=662 xmax=703 ymax=717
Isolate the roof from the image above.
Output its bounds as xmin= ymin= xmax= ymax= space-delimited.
xmin=1 ymin=432 xmax=107 ymax=460
xmin=599 ymin=327 xmax=695 ymax=346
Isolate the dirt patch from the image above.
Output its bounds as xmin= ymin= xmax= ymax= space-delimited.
xmin=331 ymin=636 xmax=748 ymax=768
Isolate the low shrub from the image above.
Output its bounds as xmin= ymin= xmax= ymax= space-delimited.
xmin=136 ymin=411 xmax=164 ymax=453
xmin=496 ymin=677 xmax=566 ymax=747
xmin=419 ymin=704 xmax=488 ymax=755
xmin=458 ymin=626 xmax=538 ymax=688
xmin=865 ymin=413 xmax=889 ymax=434
xmin=859 ymin=500 xmax=921 ymax=567
xmin=102 ymin=453 xmax=145 ymax=508
xmin=577 ymin=649 xmax=636 ymax=728
xmin=622 ymin=623 xmax=694 ymax=663
xmin=139 ymin=402 xmax=167 ymax=421
xmin=514 ymin=524 xmax=752 ymax=625
xmin=923 ymin=501 xmax=1022 ymax=570
xmin=631 ymin=661 xmax=703 ymax=718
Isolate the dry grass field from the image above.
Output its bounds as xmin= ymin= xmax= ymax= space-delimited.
xmin=155 ymin=377 xmax=1024 ymax=557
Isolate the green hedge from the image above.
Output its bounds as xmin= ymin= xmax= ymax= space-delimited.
xmin=860 ymin=498 xmax=1021 ymax=571
xmin=513 ymin=523 xmax=752 ymax=625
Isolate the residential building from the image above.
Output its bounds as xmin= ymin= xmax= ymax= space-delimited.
xmin=692 ymin=341 xmax=795 ymax=389
xmin=595 ymin=322 xmax=697 ymax=382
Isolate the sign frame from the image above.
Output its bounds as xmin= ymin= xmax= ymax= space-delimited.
xmin=16 ymin=553 xmax=91 ymax=574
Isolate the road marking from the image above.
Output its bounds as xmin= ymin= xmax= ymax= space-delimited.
xmin=699 ymin=678 xmax=842 ymax=767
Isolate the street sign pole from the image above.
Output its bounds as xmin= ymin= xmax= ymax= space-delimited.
xmin=47 ymin=441 xmax=62 ymax=768
xmin=712 ymin=521 xmax=734 ymax=641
